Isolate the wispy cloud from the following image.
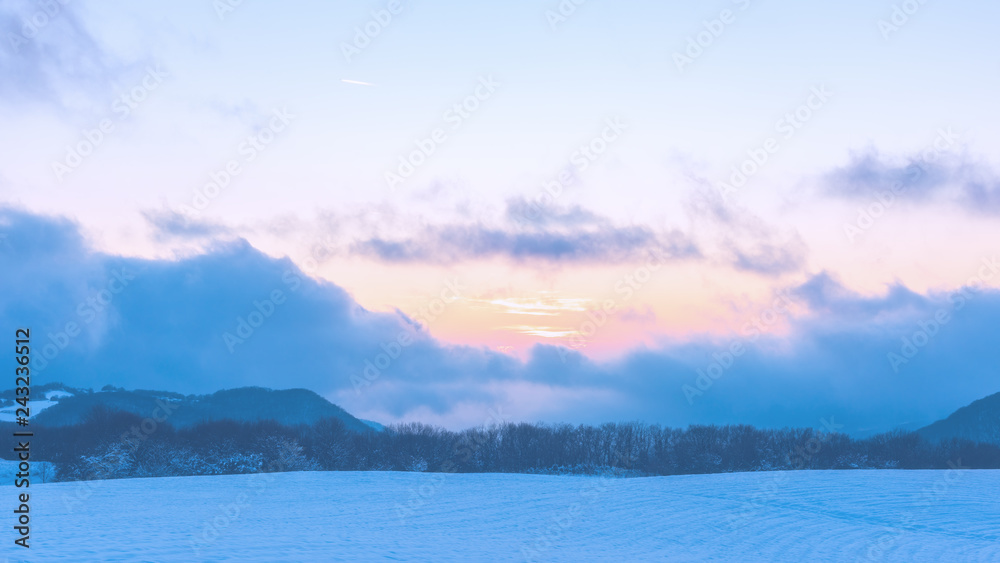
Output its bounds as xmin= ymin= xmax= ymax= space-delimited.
xmin=728 ymin=235 xmax=808 ymax=276
xmin=689 ymin=189 xmax=808 ymax=276
xmin=822 ymin=149 xmax=1000 ymax=214
xmin=350 ymin=223 xmax=698 ymax=264
xmin=476 ymin=296 xmax=590 ymax=316
xmin=143 ymin=209 xmax=231 ymax=242
xmin=0 ymin=0 xmax=145 ymax=111
xmin=503 ymin=326 xmax=581 ymax=338
xmin=345 ymin=199 xmax=700 ymax=265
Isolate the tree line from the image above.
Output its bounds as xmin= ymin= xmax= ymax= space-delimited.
xmin=5 ymin=406 xmax=1000 ymax=482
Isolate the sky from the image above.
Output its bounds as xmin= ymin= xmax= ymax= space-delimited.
xmin=1 ymin=0 xmax=999 ymax=434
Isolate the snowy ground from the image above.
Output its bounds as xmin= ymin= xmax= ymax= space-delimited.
xmin=0 ymin=390 xmax=72 ymax=423
xmin=0 ymin=460 xmax=56 ymax=485
xmin=1 ymin=469 xmax=998 ymax=562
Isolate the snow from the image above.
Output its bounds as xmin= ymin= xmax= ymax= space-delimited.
xmin=0 ymin=460 xmax=56 ymax=484
xmin=2 ymin=469 xmax=997 ymax=561
xmin=0 ymin=390 xmax=71 ymax=422
xmin=360 ymin=418 xmax=386 ymax=431
xmin=0 ymin=400 xmax=57 ymax=423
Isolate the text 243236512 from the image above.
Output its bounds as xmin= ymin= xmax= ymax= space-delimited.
xmin=13 ymin=328 xmax=32 ymax=549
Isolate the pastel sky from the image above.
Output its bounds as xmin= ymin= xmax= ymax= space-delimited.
xmin=2 ymin=0 xmax=999 ymax=434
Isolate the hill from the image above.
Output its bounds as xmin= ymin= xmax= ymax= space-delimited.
xmin=916 ymin=391 xmax=1000 ymax=445
xmin=1 ymin=384 xmax=374 ymax=432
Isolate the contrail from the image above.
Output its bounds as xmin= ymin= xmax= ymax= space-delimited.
xmin=341 ymin=79 xmax=375 ymax=86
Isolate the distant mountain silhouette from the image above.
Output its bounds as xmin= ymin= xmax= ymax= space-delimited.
xmin=917 ymin=391 xmax=1000 ymax=445
xmin=1 ymin=383 xmax=374 ymax=432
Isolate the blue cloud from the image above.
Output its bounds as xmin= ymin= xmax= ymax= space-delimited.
xmin=0 ymin=0 xmax=142 ymax=111
xmin=143 ymin=209 xmax=231 ymax=241
xmin=350 ymin=223 xmax=699 ymax=265
xmin=689 ymin=188 xmax=808 ymax=277
xmin=729 ymin=240 xmax=806 ymax=276
xmin=823 ymin=150 xmax=1000 ymax=214
xmin=3 ymin=208 xmax=999 ymax=436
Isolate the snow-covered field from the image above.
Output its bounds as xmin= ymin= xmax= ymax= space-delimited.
xmin=0 ymin=390 xmax=72 ymax=423
xmin=0 ymin=460 xmax=56 ymax=485
xmin=2 ymin=469 xmax=998 ymax=561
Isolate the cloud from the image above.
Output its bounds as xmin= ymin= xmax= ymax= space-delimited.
xmin=0 ymin=1 xmax=140 ymax=111
xmin=822 ymin=150 xmax=1000 ymax=214
xmin=581 ymin=270 xmax=1000 ymax=435
xmin=143 ymin=209 xmax=232 ymax=242
xmin=4 ymin=207 xmax=1000 ymax=436
xmin=822 ymin=151 xmax=949 ymax=199
xmin=689 ymin=189 xmax=808 ymax=276
xmin=347 ymin=199 xmax=700 ymax=265
xmin=0 ymin=207 xmax=521 ymax=419
xmin=728 ymin=235 xmax=807 ymax=276
xmin=792 ymin=271 xmax=926 ymax=321
xmin=503 ymin=196 xmax=603 ymax=229
xmin=351 ymin=223 xmax=698 ymax=264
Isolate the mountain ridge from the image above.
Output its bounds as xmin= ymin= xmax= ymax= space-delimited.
xmin=0 ymin=383 xmax=375 ymax=432
xmin=916 ymin=391 xmax=1000 ymax=445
